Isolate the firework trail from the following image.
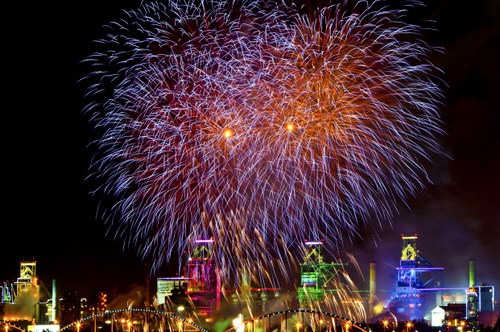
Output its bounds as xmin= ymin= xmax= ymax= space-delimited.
xmin=83 ymin=0 xmax=443 ymax=297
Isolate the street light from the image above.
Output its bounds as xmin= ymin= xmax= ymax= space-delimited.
xmin=447 ymin=321 xmax=452 ymax=332
xmin=406 ymin=322 xmax=412 ymax=332
xmin=383 ymin=320 xmax=388 ymax=332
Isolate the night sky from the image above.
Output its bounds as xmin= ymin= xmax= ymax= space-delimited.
xmin=3 ymin=0 xmax=499 ymax=304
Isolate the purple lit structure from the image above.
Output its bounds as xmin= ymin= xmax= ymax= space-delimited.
xmin=388 ymin=234 xmax=447 ymax=320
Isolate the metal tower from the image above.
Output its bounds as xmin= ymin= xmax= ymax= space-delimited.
xmin=296 ymin=241 xmax=347 ymax=306
xmin=13 ymin=261 xmax=38 ymax=302
xmin=389 ymin=234 xmax=444 ymax=320
xmin=184 ymin=239 xmax=221 ymax=316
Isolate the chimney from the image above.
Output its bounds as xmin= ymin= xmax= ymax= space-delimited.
xmin=52 ymin=279 xmax=58 ymax=323
xmin=370 ymin=261 xmax=377 ymax=317
xmin=469 ymin=259 xmax=476 ymax=287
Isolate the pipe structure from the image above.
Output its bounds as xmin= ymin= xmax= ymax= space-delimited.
xmin=369 ymin=261 xmax=377 ymax=317
xmin=52 ymin=279 xmax=58 ymax=322
xmin=469 ymin=260 xmax=476 ymax=287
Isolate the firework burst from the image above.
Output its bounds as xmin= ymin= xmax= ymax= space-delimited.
xmin=83 ymin=0 xmax=443 ymax=297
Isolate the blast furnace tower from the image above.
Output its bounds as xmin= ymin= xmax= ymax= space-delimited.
xmin=296 ymin=240 xmax=347 ymax=306
xmin=388 ymin=234 xmax=444 ymax=320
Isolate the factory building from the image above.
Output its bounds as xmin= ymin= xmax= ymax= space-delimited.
xmin=0 ymin=261 xmax=61 ymax=332
xmin=1 ymin=260 xmax=109 ymax=332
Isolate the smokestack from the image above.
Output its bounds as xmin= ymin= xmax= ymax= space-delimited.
xmin=52 ymin=279 xmax=58 ymax=323
xmin=469 ymin=260 xmax=476 ymax=287
xmin=369 ymin=261 xmax=377 ymax=317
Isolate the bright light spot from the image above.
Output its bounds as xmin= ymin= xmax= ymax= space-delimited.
xmin=232 ymin=314 xmax=244 ymax=332
xmin=287 ymin=124 xmax=294 ymax=131
xmin=178 ymin=306 xmax=185 ymax=311
xmin=224 ymin=130 xmax=232 ymax=138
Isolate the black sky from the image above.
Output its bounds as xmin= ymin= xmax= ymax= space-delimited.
xmin=3 ymin=0 xmax=499 ymax=301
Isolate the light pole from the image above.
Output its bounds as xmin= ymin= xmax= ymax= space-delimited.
xmin=406 ymin=322 xmax=412 ymax=332
xmin=383 ymin=320 xmax=388 ymax=332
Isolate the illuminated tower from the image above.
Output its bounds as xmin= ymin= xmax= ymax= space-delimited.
xmin=184 ymin=239 xmax=221 ymax=316
xmin=296 ymin=240 xmax=347 ymax=306
xmin=389 ymin=234 xmax=444 ymax=320
xmin=13 ymin=261 xmax=38 ymax=302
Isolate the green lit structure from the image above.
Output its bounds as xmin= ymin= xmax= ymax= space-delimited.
xmin=297 ymin=241 xmax=347 ymax=305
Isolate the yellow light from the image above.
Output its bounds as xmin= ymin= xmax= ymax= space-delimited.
xmin=224 ymin=130 xmax=232 ymax=138
xmin=178 ymin=306 xmax=185 ymax=311
xmin=287 ymin=124 xmax=294 ymax=131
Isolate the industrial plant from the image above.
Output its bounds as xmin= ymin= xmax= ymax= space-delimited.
xmin=1 ymin=261 xmax=107 ymax=332
xmin=153 ymin=234 xmax=498 ymax=328
xmin=1 ymin=235 xmax=498 ymax=331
